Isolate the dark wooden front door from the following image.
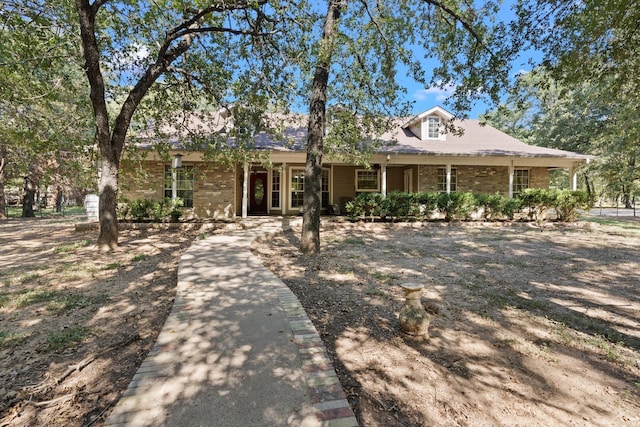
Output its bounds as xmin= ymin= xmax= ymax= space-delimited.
xmin=249 ymin=172 xmax=268 ymax=214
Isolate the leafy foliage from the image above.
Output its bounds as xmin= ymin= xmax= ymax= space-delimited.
xmin=345 ymin=190 xmax=590 ymax=223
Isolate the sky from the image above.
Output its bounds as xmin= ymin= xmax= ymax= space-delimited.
xmin=405 ymin=0 xmax=538 ymax=119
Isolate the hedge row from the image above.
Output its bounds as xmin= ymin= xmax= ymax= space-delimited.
xmin=345 ymin=189 xmax=592 ymax=222
xmin=117 ymin=197 xmax=184 ymax=222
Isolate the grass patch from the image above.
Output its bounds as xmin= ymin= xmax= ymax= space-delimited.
xmin=132 ymin=254 xmax=148 ymax=262
xmin=0 ymin=330 xmax=27 ymax=348
xmin=46 ymin=292 xmax=107 ymax=315
xmin=5 ymin=205 xmax=86 ymax=219
xmin=0 ymin=289 xmax=59 ymax=310
xmin=582 ymin=217 xmax=640 ymax=233
xmin=342 ymin=237 xmax=366 ymax=245
xmin=19 ymin=272 xmax=41 ymax=284
xmin=53 ymin=239 xmax=91 ymax=254
xmin=103 ymin=262 xmax=122 ymax=270
xmin=47 ymin=326 xmax=91 ymax=351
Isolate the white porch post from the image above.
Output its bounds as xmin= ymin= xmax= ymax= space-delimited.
xmin=171 ymin=169 xmax=177 ymax=202
xmin=446 ymin=164 xmax=452 ymax=194
xmin=508 ymin=162 xmax=514 ymax=199
xmin=570 ymin=165 xmax=578 ymax=190
xmin=381 ymin=163 xmax=388 ymax=197
xmin=242 ymin=162 xmax=249 ymax=218
xmin=282 ymin=164 xmax=287 ymax=214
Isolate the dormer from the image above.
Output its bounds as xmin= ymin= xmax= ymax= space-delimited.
xmin=402 ymin=106 xmax=454 ymax=141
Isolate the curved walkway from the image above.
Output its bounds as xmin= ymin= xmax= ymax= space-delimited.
xmin=104 ymin=220 xmax=357 ymax=427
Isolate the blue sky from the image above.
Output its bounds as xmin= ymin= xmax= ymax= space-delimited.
xmin=405 ymin=0 xmax=538 ymax=118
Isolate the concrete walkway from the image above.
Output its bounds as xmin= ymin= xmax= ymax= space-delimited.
xmin=104 ymin=220 xmax=358 ymax=427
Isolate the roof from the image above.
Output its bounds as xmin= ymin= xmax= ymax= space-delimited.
xmin=134 ymin=109 xmax=592 ymax=161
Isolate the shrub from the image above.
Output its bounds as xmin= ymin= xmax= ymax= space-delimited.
xmin=124 ymin=197 xmax=183 ymax=222
xmin=437 ymin=192 xmax=476 ymax=221
xmin=517 ymin=188 xmax=554 ymax=221
xmin=550 ymin=190 xmax=592 ymax=222
xmin=345 ymin=193 xmax=384 ymax=221
xmin=385 ymin=192 xmax=420 ymax=220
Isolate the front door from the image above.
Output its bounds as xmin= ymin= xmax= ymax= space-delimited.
xmin=249 ymin=171 xmax=268 ymax=215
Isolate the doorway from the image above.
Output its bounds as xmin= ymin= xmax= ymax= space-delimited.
xmin=249 ymin=171 xmax=268 ymax=215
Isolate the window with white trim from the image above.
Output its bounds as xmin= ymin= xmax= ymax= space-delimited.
xmin=289 ymin=168 xmax=330 ymax=209
xmin=355 ymin=169 xmax=380 ymax=192
xmin=164 ymin=165 xmax=194 ymax=207
xmin=437 ymin=167 xmax=457 ymax=193
xmin=290 ymin=168 xmax=305 ymax=208
xmin=514 ymin=169 xmax=529 ymax=196
xmin=271 ymin=170 xmax=281 ymax=209
xmin=427 ymin=116 xmax=441 ymax=139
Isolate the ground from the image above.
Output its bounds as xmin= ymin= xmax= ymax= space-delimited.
xmin=253 ymin=219 xmax=640 ymax=426
xmin=0 ymin=218 xmax=202 ymax=426
xmin=1 ymin=216 xmax=639 ymax=426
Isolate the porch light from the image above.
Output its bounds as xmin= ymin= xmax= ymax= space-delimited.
xmin=172 ymin=153 xmax=183 ymax=169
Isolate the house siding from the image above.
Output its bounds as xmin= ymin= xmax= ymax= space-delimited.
xmin=333 ymin=165 xmax=357 ymax=209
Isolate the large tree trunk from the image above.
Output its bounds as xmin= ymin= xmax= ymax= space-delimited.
xmin=22 ymin=176 xmax=35 ymax=218
xmin=0 ymin=146 xmax=6 ymax=220
xmin=300 ymin=0 xmax=343 ymax=255
xmin=75 ymin=0 xmax=203 ymax=250
xmin=97 ymin=146 xmax=120 ymax=250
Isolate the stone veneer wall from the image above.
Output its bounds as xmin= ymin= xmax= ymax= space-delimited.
xmin=418 ymin=165 xmax=550 ymax=195
xmin=120 ymin=162 xmax=235 ymax=219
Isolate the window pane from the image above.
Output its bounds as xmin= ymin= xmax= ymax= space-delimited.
xmin=356 ymin=170 xmax=378 ymax=191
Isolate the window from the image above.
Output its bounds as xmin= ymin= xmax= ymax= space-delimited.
xmin=356 ymin=169 xmax=379 ymax=192
xmin=437 ymin=167 xmax=457 ymax=193
xmin=322 ymin=169 xmax=330 ymax=207
xmin=514 ymin=169 xmax=529 ymax=196
xmin=164 ymin=165 xmax=194 ymax=207
xmin=289 ymin=168 xmax=330 ymax=209
xmin=427 ymin=116 xmax=440 ymax=139
xmin=271 ymin=170 xmax=280 ymax=209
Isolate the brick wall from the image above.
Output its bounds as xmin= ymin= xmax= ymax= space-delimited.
xmin=120 ymin=161 xmax=235 ymax=219
xmin=418 ymin=164 xmax=550 ymax=195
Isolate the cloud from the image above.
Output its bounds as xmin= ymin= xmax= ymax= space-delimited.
xmin=413 ymin=82 xmax=457 ymax=102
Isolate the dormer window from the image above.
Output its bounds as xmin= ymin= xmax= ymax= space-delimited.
xmin=427 ymin=116 xmax=441 ymax=139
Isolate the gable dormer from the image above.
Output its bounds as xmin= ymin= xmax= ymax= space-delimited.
xmin=402 ymin=106 xmax=454 ymax=141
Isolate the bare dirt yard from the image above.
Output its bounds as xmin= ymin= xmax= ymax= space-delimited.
xmin=1 ymin=215 xmax=639 ymax=426
xmin=254 ymin=218 xmax=640 ymax=427
xmin=0 ymin=217 xmax=202 ymax=426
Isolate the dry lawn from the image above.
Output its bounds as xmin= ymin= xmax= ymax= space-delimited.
xmin=254 ymin=218 xmax=640 ymax=426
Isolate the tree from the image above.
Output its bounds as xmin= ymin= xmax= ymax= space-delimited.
xmin=71 ymin=0 xmax=298 ymax=250
xmin=299 ymin=0 xmax=516 ymax=253
xmin=512 ymin=1 xmax=640 ymax=206
xmin=0 ymin=1 xmax=93 ymax=220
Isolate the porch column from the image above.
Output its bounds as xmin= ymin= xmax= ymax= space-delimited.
xmin=508 ymin=162 xmax=514 ymax=199
xmin=446 ymin=164 xmax=452 ymax=194
xmin=570 ymin=165 xmax=578 ymax=190
xmin=281 ymin=164 xmax=287 ymax=214
xmin=242 ymin=162 xmax=248 ymax=218
xmin=381 ymin=163 xmax=388 ymax=197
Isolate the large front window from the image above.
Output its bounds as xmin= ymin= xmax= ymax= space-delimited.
xmin=355 ymin=169 xmax=379 ymax=192
xmin=290 ymin=168 xmax=330 ymax=209
xmin=164 ymin=165 xmax=194 ymax=207
xmin=437 ymin=167 xmax=457 ymax=193
xmin=514 ymin=169 xmax=529 ymax=196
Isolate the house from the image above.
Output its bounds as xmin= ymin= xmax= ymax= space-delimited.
xmin=120 ymin=106 xmax=591 ymax=219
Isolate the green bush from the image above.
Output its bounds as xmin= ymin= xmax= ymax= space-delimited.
xmin=345 ymin=193 xmax=385 ymax=221
xmin=550 ymin=190 xmax=592 ymax=222
xmin=517 ymin=188 xmax=554 ymax=221
xmin=384 ymin=192 xmax=420 ymax=220
xmin=437 ymin=192 xmax=475 ymax=221
xmin=123 ymin=197 xmax=183 ymax=222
